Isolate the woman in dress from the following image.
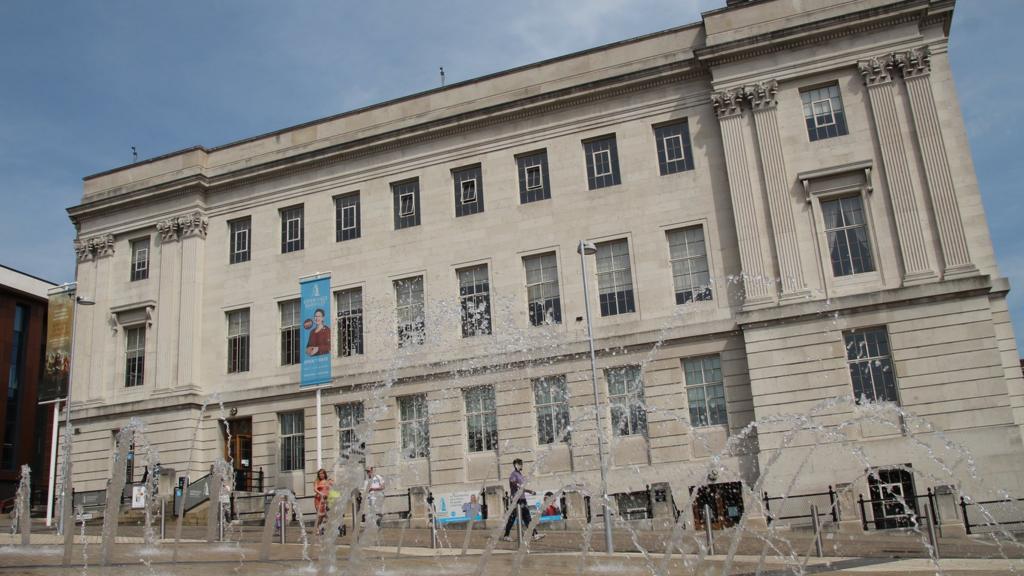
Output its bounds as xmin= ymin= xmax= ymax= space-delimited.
xmin=314 ymin=468 xmax=332 ymax=534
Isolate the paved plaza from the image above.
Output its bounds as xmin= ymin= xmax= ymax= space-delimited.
xmin=1 ymin=525 xmax=1022 ymax=576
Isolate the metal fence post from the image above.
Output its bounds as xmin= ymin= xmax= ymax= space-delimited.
xmin=926 ymin=488 xmax=937 ymax=526
xmin=828 ymin=486 xmax=838 ymax=523
xmin=703 ymin=504 xmax=714 ymax=556
xmin=925 ymin=503 xmax=939 ymax=559
xmin=160 ymin=497 xmax=166 ymax=540
xmin=810 ymin=504 xmax=823 ymax=557
xmin=763 ymin=491 xmax=772 ymax=526
xmin=279 ymin=500 xmax=286 ymax=545
xmin=959 ymin=496 xmax=971 ymax=535
xmin=858 ymin=494 xmax=868 ymax=531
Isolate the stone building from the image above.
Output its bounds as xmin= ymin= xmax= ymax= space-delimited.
xmin=64 ymin=0 xmax=1024 ymax=530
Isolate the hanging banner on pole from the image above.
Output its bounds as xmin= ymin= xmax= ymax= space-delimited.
xmin=40 ymin=285 xmax=76 ymax=402
xmin=300 ymin=274 xmax=332 ymax=388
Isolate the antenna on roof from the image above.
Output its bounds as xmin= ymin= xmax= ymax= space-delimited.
xmin=131 ymin=146 xmax=138 ymax=163
xmin=440 ymin=67 xmax=445 ymax=87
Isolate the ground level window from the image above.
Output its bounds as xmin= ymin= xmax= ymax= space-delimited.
xmin=690 ymin=481 xmax=744 ymax=530
xmin=868 ymin=467 xmax=917 ymax=530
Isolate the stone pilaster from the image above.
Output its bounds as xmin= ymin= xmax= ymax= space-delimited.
xmin=154 ymin=218 xmax=181 ymax=393
xmin=178 ymin=212 xmax=207 ymax=391
xmin=858 ymin=55 xmax=936 ymax=284
xmin=745 ymin=80 xmax=808 ymax=298
xmin=712 ymin=89 xmax=774 ymax=305
xmin=895 ymin=47 xmax=976 ymax=278
xmin=74 ymin=234 xmax=116 ymax=403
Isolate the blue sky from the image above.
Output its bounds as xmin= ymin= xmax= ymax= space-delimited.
xmin=1 ymin=1 xmax=1021 ymax=348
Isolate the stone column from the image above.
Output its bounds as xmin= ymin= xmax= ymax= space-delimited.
xmin=895 ymin=47 xmax=976 ymax=278
xmin=712 ymin=89 xmax=774 ymax=305
xmin=746 ymin=80 xmax=809 ymax=299
xmin=154 ymin=218 xmax=181 ymax=393
xmin=177 ymin=212 xmax=207 ymax=391
xmin=858 ymin=55 xmax=937 ymax=284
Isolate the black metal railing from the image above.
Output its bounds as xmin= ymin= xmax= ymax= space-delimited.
xmin=960 ymin=496 xmax=1024 ymax=535
xmin=857 ymin=488 xmax=937 ymax=531
xmin=763 ymin=486 xmax=838 ymax=526
xmin=232 ymin=467 xmax=264 ymax=492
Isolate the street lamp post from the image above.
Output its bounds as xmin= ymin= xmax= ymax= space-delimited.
xmin=56 ymin=288 xmax=94 ymax=535
xmin=577 ymin=240 xmax=614 ymax=555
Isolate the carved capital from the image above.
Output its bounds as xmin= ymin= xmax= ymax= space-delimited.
xmin=157 ymin=210 xmax=208 ymax=242
xmin=711 ymin=89 xmax=746 ymax=119
xmin=74 ymin=239 xmax=94 ymax=262
xmin=74 ymin=234 xmax=116 ymax=261
xmin=156 ymin=218 xmax=179 ymax=242
xmin=180 ymin=211 xmax=208 ymax=239
xmin=858 ymin=54 xmax=895 ymax=86
xmin=744 ymin=79 xmax=778 ymax=111
xmin=895 ymin=47 xmax=931 ymax=79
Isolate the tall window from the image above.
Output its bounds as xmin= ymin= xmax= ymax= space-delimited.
xmin=453 ymin=165 xmax=484 ymax=217
xmin=280 ymin=300 xmax=301 ymax=365
xmin=516 ymin=150 xmax=551 ymax=203
xmin=229 ymin=217 xmax=251 ymax=264
xmin=524 ymin=253 xmax=561 ymax=326
xmin=606 ymin=366 xmax=646 ymax=437
xmin=844 ymin=327 xmax=899 ymax=404
xmin=279 ymin=411 xmax=305 ymax=471
xmin=667 ymin=226 xmax=712 ymax=304
xmin=336 ymin=288 xmax=364 ymax=357
xmin=337 ymin=402 xmax=365 ymax=463
xmin=596 ymin=239 xmax=635 ymax=316
xmin=458 ymin=265 xmax=491 ymax=337
xmin=335 ymin=193 xmax=361 ymax=242
xmin=683 ymin=356 xmax=727 ymax=427
xmin=395 ymin=276 xmax=425 ymax=347
xmin=130 ymin=237 xmax=150 ymax=281
xmin=227 ymin=309 xmax=250 ymax=373
xmin=124 ymin=326 xmax=145 ymax=388
xmin=533 ymin=376 xmax=570 ymax=444
xmin=464 ymin=386 xmax=497 ymax=452
xmin=399 ymin=395 xmax=429 ymax=459
xmin=280 ymin=205 xmax=304 ymax=253
xmin=801 ymin=83 xmax=848 ymax=141
xmin=822 ymin=196 xmax=874 ymax=277
xmin=2 ymin=305 xmax=27 ymax=469
xmin=584 ymin=135 xmax=621 ymax=190
xmin=654 ymin=122 xmax=695 ymax=175
xmin=392 ymin=179 xmax=421 ymax=229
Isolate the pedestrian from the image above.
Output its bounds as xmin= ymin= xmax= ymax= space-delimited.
xmin=364 ymin=466 xmax=385 ymax=527
xmin=501 ymin=459 xmax=545 ymax=542
xmin=314 ymin=468 xmax=331 ymax=535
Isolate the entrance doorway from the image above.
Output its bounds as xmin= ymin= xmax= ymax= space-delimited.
xmin=691 ymin=481 xmax=744 ymax=530
xmin=868 ymin=466 xmax=917 ymax=529
xmin=224 ymin=418 xmax=253 ymax=491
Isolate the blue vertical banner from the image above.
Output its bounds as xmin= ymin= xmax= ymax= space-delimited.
xmin=300 ymin=274 xmax=332 ymax=387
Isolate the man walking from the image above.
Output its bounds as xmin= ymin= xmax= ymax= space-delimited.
xmin=501 ymin=458 xmax=545 ymax=542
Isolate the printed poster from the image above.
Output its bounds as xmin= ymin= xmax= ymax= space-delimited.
xmin=39 ymin=285 xmax=76 ymax=402
xmin=434 ymin=491 xmax=484 ymax=524
xmin=300 ymin=275 xmax=332 ymax=387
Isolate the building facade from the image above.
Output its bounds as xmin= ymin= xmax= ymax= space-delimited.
xmin=0 ymin=265 xmax=56 ymax=502
xmin=65 ymin=0 xmax=1024 ymax=529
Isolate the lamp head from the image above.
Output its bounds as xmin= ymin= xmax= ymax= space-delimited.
xmin=76 ymin=295 xmax=96 ymax=306
xmin=577 ymin=240 xmax=597 ymax=256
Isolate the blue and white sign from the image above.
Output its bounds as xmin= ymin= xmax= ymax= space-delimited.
xmin=300 ymin=274 xmax=332 ymax=387
xmin=526 ymin=491 xmax=564 ymax=523
xmin=434 ymin=491 xmax=484 ymax=524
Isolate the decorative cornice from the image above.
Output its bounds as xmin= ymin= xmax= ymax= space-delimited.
xmin=894 ymin=46 xmax=931 ymax=79
xmin=157 ymin=211 xmax=208 ymax=242
xmin=744 ymin=79 xmax=778 ymax=111
xmin=74 ymin=234 xmax=115 ymax=262
xmin=711 ymin=89 xmax=746 ymax=119
xmin=858 ymin=54 xmax=895 ymax=87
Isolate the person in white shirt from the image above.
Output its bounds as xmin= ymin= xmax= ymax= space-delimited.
xmin=364 ymin=466 xmax=385 ymax=527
